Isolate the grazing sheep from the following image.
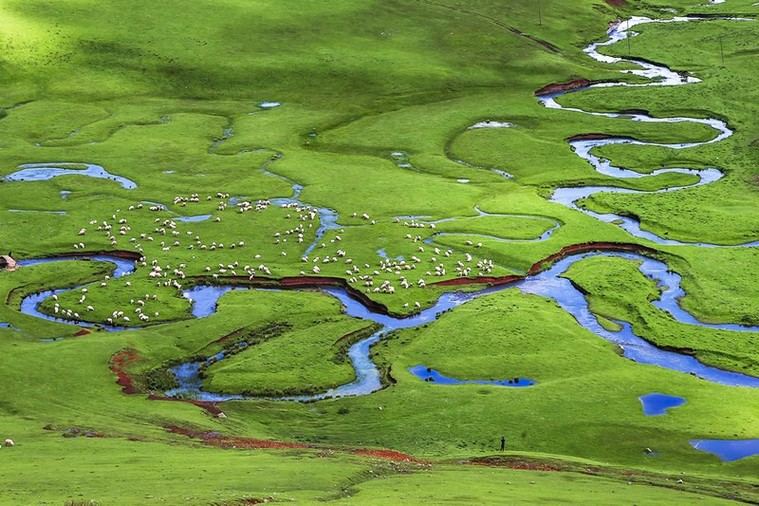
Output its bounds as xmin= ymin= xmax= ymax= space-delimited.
xmin=4 ymin=439 xmax=14 ymax=447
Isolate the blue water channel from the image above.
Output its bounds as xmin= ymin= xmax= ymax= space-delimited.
xmin=3 ymin=162 xmax=137 ymax=190
xmin=10 ymin=14 xmax=759 ymax=461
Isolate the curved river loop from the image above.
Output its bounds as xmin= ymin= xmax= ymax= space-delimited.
xmin=8 ymin=12 xmax=759 ymax=460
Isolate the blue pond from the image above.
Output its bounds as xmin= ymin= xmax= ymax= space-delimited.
xmin=690 ymin=439 xmax=759 ymax=462
xmin=377 ymin=248 xmax=405 ymax=261
xmin=3 ymin=163 xmax=137 ymax=190
xmin=409 ymin=365 xmax=534 ymax=387
xmin=639 ymin=393 xmax=686 ymax=416
xmin=175 ymin=214 xmax=211 ymax=223
xmin=8 ymin=209 xmax=67 ymax=215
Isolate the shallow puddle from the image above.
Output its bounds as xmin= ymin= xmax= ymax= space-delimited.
xmin=409 ymin=365 xmax=534 ymax=387
xmin=639 ymin=393 xmax=685 ymax=416
xmin=690 ymin=439 xmax=759 ymax=462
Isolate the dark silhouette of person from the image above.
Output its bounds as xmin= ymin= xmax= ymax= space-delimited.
xmin=500 ymin=436 xmax=506 ymax=451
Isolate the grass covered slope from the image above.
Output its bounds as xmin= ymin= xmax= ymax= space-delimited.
xmin=329 ymin=465 xmax=742 ymax=505
xmin=200 ymin=291 xmax=381 ymax=396
xmin=1 ymin=431 xmax=744 ymax=505
xmin=1 ymin=0 xmax=759 ymax=503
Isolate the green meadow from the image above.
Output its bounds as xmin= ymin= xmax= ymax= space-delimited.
xmin=1 ymin=0 xmax=758 ymax=504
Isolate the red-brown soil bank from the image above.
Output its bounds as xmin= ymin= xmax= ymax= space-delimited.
xmin=166 ymin=425 xmax=423 ymax=463
xmin=110 ymin=348 xmax=140 ymax=394
xmin=434 ymin=242 xmax=659 ymax=287
xmin=534 ymin=79 xmax=592 ymax=96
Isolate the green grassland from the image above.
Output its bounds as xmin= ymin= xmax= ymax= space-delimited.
xmin=562 ymin=255 xmax=759 ymax=374
xmin=201 ymin=291 xmax=380 ymax=396
xmin=560 ymin=18 xmax=759 ymax=245
xmin=1 ymin=0 xmax=759 ymax=503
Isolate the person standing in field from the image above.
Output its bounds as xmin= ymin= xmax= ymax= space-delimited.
xmin=500 ymin=436 xmax=506 ymax=451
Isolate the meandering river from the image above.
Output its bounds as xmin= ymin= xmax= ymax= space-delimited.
xmin=9 ymin=13 xmax=759 ymax=460
xmin=542 ymin=16 xmax=757 ymax=247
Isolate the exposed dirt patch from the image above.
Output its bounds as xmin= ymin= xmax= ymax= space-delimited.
xmin=434 ymin=274 xmax=523 ymax=287
xmin=166 ymin=425 xmax=311 ymax=450
xmin=353 ymin=448 xmax=424 ymax=463
xmin=0 ymin=255 xmax=17 ymax=271
xmin=469 ymin=456 xmax=567 ymax=472
xmin=42 ymin=249 xmax=143 ymax=261
xmin=619 ymin=108 xmax=650 ymax=116
xmin=567 ymin=132 xmax=620 ymax=142
xmin=535 ymin=79 xmax=592 ymax=96
xmin=109 ymin=348 xmax=140 ymax=394
xmin=166 ymin=425 xmax=429 ymax=464
xmin=605 ymin=0 xmax=627 ymax=7
xmin=527 ymin=242 xmax=658 ymax=276
xmin=148 ymin=395 xmax=225 ymax=416
xmin=209 ymin=436 xmax=309 ymax=450
xmin=187 ymin=274 xmax=392 ymax=316
xmin=110 ymin=348 xmax=226 ymax=417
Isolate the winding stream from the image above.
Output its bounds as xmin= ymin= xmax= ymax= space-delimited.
xmin=14 ymin=15 xmax=759 ymax=400
xmin=9 ymin=12 xmax=759 ymax=461
xmin=161 ymin=249 xmax=759 ymax=404
xmin=259 ymin=164 xmax=342 ymax=256
xmin=152 ymin=17 xmax=759 ymax=454
xmin=541 ymin=16 xmax=758 ymax=248
xmin=409 ymin=365 xmax=535 ymax=387
xmin=18 ymin=255 xmax=136 ymax=332
xmin=2 ymin=162 xmax=137 ymax=190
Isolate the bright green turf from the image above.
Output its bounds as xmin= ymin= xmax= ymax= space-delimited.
xmin=562 ymin=255 xmax=759 ymax=374
xmin=329 ymin=465 xmax=740 ymax=505
xmin=560 ymin=18 xmax=759 ymax=245
xmin=1 ymin=0 xmax=759 ymax=503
